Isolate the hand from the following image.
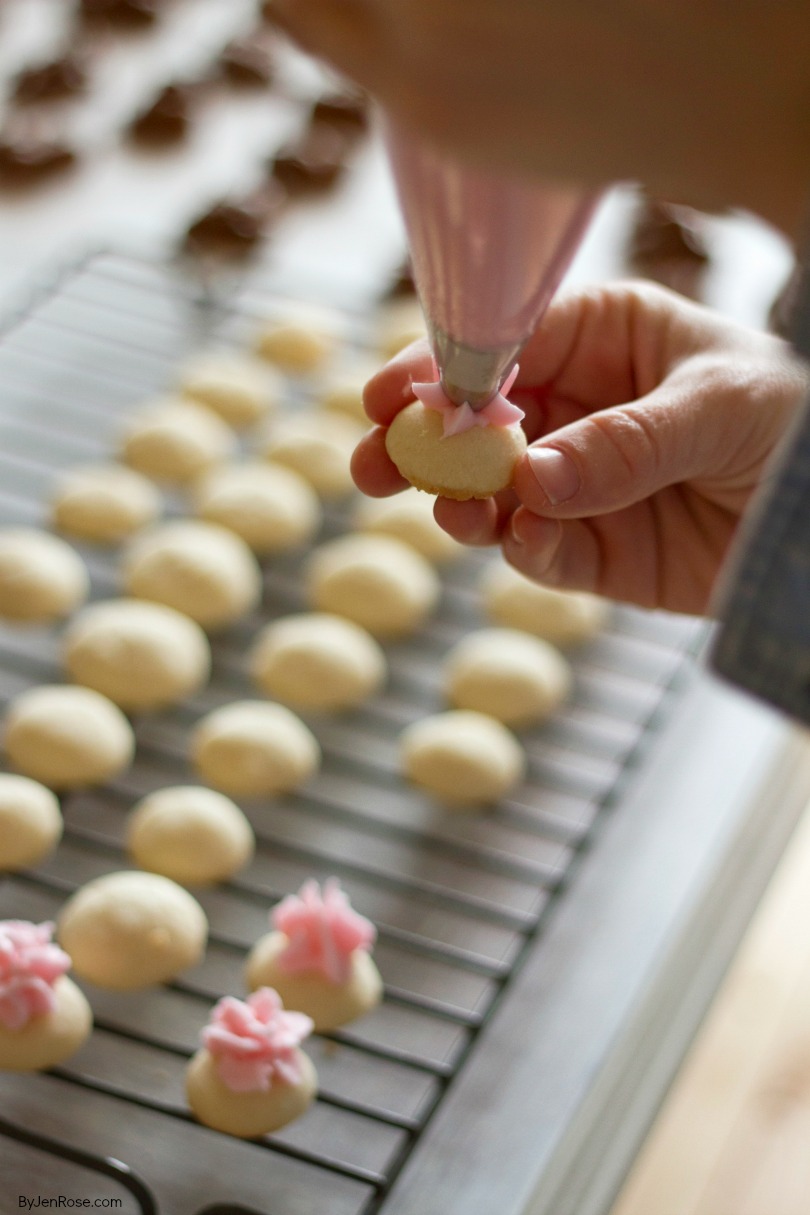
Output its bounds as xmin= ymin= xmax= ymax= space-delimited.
xmin=267 ymin=0 xmax=810 ymax=236
xmin=352 ymin=282 xmax=809 ymax=614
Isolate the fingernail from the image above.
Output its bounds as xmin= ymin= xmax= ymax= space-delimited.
xmin=527 ymin=447 xmax=580 ymax=506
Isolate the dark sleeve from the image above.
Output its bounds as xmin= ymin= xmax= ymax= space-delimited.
xmin=710 ymin=257 xmax=810 ymax=724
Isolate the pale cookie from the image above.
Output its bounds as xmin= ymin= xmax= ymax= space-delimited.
xmin=306 ymin=533 xmax=439 ymax=639
xmin=318 ymin=357 xmax=380 ymax=424
xmin=0 ymin=921 xmax=92 ymax=1074
xmin=480 ymin=561 xmax=610 ymax=646
xmin=376 ymin=298 xmax=426 ymax=359
xmin=187 ymin=988 xmax=316 ymax=1138
xmin=352 ymin=487 xmax=463 ymax=563
xmin=259 ymin=410 xmax=363 ymax=500
xmin=63 ymin=598 xmax=211 ymax=711
xmin=51 ymin=464 xmax=162 ymax=544
xmin=443 ymin=628 xmax=572 ymax=727
xmin=0 ymin=529 xmax=88 ymax=623
xmin=177 ymin=351 xmax=281 ymax=429
xmin=245 ymin=878 xmax=382 ymax=1032
xmin=119 ymin=397 xmax=236 ymax=486
xmin=0 ymin=974 xmax=92 ymax=1072
xmin=191 ymin=700 xmax=320 ymax=798
xmin=122 ymin=520 xmax=262 ymax=630
xmin=400 ymin=710 xmax=525 ymax=807
xmin=386 ymin=400 xmax=527 ymax=500
xmin=58 ymin=870 xmax=208 ymax=990
xmin=250 ymin=613 xmax=386 ymax=711
xmin=254 ymin=305 xmax=341 ymax=374
xmin=127 ymin=786 xmax=255 ymax=886
xmin=246 ymin=931 xmax=382 ymax=1032
xmin=0 ymin=774 xmax=62 ymax=871
xmin=4 ymin=685 xmax=135 ymax=791
xmin=193 ymin=461 xmax=321 ymax=555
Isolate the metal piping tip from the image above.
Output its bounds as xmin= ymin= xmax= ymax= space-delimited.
xmin=428 ymin=322 xmax=523 ymax=410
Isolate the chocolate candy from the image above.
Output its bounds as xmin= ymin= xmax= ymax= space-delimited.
xmin=78 ymin=0 xmax=162 ymax=29
xmin=129 ymin=85 xmax=194 ymax=145
xmin=12 ymin=55 xmax=88 ymax=104
xmin=183 ymin=185 xmax=285 ymax=261
xmin=311 ymin=90 xmax=368 ymax=136
xmin=270 ymin=124 xmax=351 ymax=195
xmin=220 ymin=37 xmax=275 ymax=88
xmin=0 ymin=136 xmax=77 ymax=186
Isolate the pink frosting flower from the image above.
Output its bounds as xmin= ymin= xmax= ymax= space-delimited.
xmin=413 ymin=362 xmax=525 ymax=437
xmin=202 ymin=987 xmax=313 ymax=1093
xmin=0 ymin=920 xmax=71 ymax=1032
xmin=272 ymin=878 xmax=376 ymax=984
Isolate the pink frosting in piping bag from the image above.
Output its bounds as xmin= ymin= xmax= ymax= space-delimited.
xmin=0 ymin=920 xmax=71 ymax=1031
xmin=202 ymin=987 xmax=313 ymax=1092
xmin=272 ymin=878 xmax=376 ymax=984
xmin=413 ymin=362 xmax=525 ymax=437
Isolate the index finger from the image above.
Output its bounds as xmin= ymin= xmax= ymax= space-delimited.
xmin=363 ymin=338 xmax=434 ymax=425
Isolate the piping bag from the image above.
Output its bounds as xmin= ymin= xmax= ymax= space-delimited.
xmin=381 ymin=115 xmax=602 ymax=411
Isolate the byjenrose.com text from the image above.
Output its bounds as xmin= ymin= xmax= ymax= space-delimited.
xmin=18 ymin=1200 xmax=123 ymax=1210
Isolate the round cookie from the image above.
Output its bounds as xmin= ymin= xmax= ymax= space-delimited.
xmin=0 ymin=921 xmax=91 ymax=1072
xmin=127 ymin=785 xmax=255 ymax=886
xmin=245 ymin=879 xmax=382 ymax=1032
xmin=51 ymin=464 xmax=162 ymax=544
xmin=386 ymin=400 xmax=527 ymax=500
xmin=250 ymin=613 xmax=386 ymax=712
xmin=0 ymin=529 xmax=88 ymax=623
xmin=193 ymin=461 xmax=321 ymax=555
xmin=58 ymin=870 xmax=208 ymax=990
xmin=318 ymin=357 xmax=380 ymax=424
xmin=480 ymin=561 xmax=610 ymax=646
xmin=186 ymin=988 xmax=316 ymax=1138
xmin=400 ymin=710 xmax=525 ymax=807
xmin=119 ymin=397 xmax=236 ymax=486
xmin=259 ymin=411 xmax=363 ymax=500
xmin=443 ymin=628 xmax=572 ymax=727
xmin=191 ymin=700 xmax=320 ymax=798
xmin=64 ymin=598 xmax=211 ymax=711
xmin=306 ymin=534 xmax=439 ymax=639
xmin=0 ymin=974 xmax=91 ymax=1072
xmin=254 ymin=307 xmax=340 ymax=373
xmin=246 ymin=932 xmax=381 ymax=1032
xmin=4 ymin=685 xmax=135 ymax=790
xmin=352 ymin=487 xmax=463 ymax=563
xmin=122 ymin=520 xmax=262 ymax=630
xmin=0 ymin=774 xmax=62 ymax=870
xmin=177 ymin=351 xmax=281 ymax=429
xmin=376 ymin=298 xmax=426 ymax=359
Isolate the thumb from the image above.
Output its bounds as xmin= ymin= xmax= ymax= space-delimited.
xmin=513 ymin=377 xmax=722 ymax=517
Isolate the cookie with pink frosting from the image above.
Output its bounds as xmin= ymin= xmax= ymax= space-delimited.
xmin=245 ymin=879 xmax=382 ymax=1032
xmin=385 ymin=365 xmax=527 ymax=500
xmin=186 ymin=987 xmax=316 ymax=1138
xmin=0 ymin=920 xmax=92 ymax=1071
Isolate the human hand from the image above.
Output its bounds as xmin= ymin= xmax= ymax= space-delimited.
xmin=267 ymin=0 xmax=809 ymax=236
xmin=352 ymin=282 xmax=809 ymax=615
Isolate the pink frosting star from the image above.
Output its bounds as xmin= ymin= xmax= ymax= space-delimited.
xmin=202 ymin=987 xmax=313 ymax=1093
xmin=272 ymin=878 xmax=376 ymax=985
xmin=0 ymin=920 xmax=72 ymax=1032
xmin=412 ymin=362 xmax=525 ymax=437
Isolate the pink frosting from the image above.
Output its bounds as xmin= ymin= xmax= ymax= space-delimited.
xmin=412 ymin=362 xmax=525 ymax=437
xmin=202 ymin=987 xmax=313 ymax=1093
xmin=0 ymin=920 xmax=72 ymax=1032
xmin=272 ymin=878 xmax=376 ymax=985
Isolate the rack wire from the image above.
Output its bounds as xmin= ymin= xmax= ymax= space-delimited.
xmin=0 ymin=253 xmax=702 ymax=1215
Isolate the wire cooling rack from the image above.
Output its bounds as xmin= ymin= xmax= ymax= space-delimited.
xmin=0 ymin=253 xmax=702 ymax=1215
